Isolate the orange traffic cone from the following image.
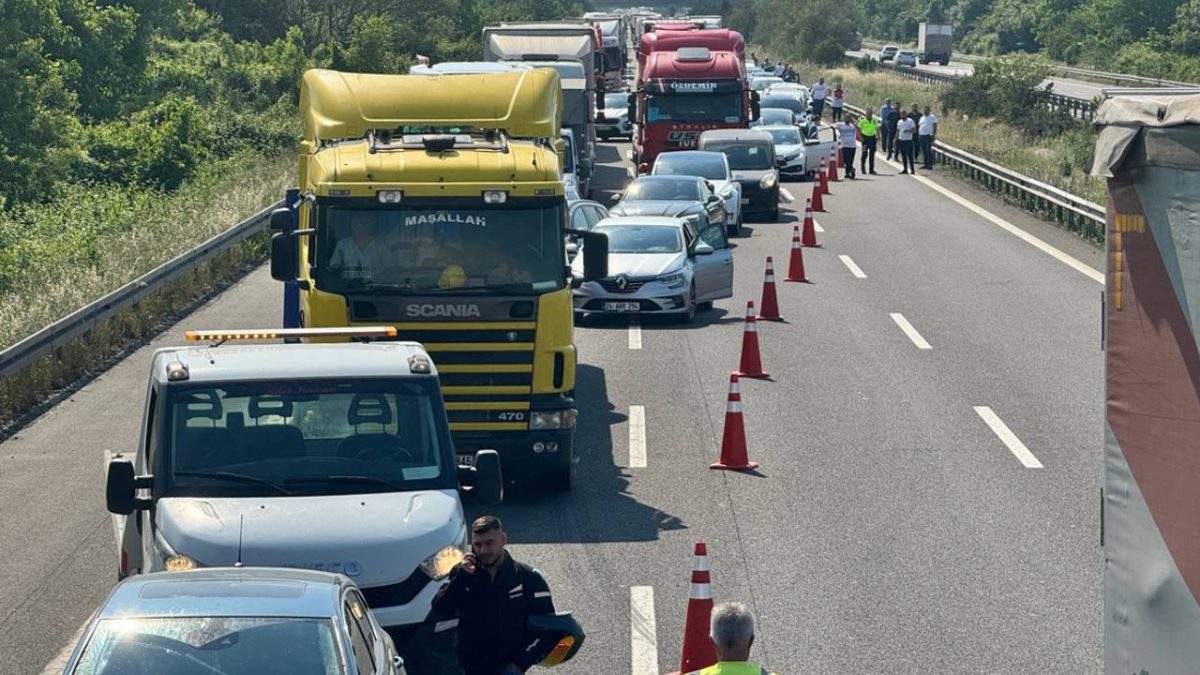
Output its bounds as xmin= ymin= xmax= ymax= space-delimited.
xmin=758 ymin=257 xmax=783 ymax=321
xmin=678 ymin=543 xmax=718 ymax=672
xmin=818 ymin=157 xmax=831 ymax=196
xmin=828 ymin=148 xmax=840 ymax=182
xmin=735 ymin=301 xmax=768 ymax=379
xmin=802 ymin=199 xmax=819 ymax=248
xmin=711 ymin=374 xmax=760 ymax=471
xmin=810 ymin=179 xmax=825 ymax=212
xmin=785 ymin=226 xmax=809 ymax=283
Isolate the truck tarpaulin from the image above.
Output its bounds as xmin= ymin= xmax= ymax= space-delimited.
xmin=1090 ymin=93 xmax=1200 ymax=673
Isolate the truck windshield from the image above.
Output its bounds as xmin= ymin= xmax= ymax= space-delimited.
xmin=313 ymin=198 xmax=566 ymax=295
xmin=604 ymin=46 xmax=623 ymax=71
xmin=646 ymin=92 xmax=743 ymax=123
xmin=71 ymin=617 xmax=341 ymax=674
xmin=164 ymin=379 xmax=454 ymax=497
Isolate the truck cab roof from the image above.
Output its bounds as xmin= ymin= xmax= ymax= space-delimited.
xmin=150 ymin=341 xmax=436 ymax=385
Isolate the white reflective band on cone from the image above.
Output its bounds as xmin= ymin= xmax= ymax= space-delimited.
xmin=692 ymin=555 xmax=710 ymax=572
xmin=729 ymin=381 xmax=741 ymax=395
xmin=745 ymin=323 xmax=757 ymax=332
xmin=726 ymin=401 xmax=743 ymax=413
xmin=690 ymin=583 xmax=712 ymax=600
xmin=765 ymin=274 xmax=775 ymax=282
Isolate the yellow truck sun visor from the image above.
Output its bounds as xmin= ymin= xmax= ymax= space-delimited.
xmin=301 ymin=69 xmax=562 ymax=145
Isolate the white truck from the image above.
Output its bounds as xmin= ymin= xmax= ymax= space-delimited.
xmin=917 ymin=22 xmax=953 ymax=65
xmin=104 ymin=326 xmax=503 ymax=672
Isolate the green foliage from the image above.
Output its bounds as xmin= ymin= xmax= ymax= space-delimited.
xmin=942 ymin=53 xmax=1075 ymax=136
xmin=736 ymin=0 xmax=861 ymax=66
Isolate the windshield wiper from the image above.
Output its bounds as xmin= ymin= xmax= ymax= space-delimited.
xmin=285 ymin=475 xmax=408 ymax=492
xmin=174 ymin=471 xmax=293 ymax=496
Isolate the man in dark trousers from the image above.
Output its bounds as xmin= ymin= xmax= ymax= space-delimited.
xmin=884 ymin=102 xmax=902 ymax=160
xmin=432 ymin=516 xmax=558 ymax=675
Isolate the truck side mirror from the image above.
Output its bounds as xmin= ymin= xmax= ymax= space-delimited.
xmin=270 ymin=232 xmax=299 ymax=282
xmin=465 ymin=450 xmax=503 ymax=506
xmin=107 ymin=458 xmax=152 ymax=515
xmin=581 ymin=230 xmax=609 ymax=281
xmin=268 ymin=207 xmax=293 ymax=232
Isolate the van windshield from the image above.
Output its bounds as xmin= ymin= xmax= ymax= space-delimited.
xmin=164 ymin=379 xmax=455 ymax=497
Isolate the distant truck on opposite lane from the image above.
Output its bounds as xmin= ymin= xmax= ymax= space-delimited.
xmin=918 ymin=22 xmax=953 ymax=65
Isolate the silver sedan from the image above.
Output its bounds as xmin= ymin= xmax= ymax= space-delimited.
xmin=571 ymin=216 xmax=733 ymax=323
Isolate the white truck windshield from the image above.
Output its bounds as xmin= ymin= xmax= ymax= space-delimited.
xmin=165 ymin=379 xmax=453 ymax=497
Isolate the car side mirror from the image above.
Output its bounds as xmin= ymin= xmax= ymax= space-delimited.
xmin=269 ymin=207 xmax=293 ymax=232
xmin=581 ymin=230 xmax=609 ymax=281
xmin=270 ymin=232 xmax=299 ymax=282
xmin=106 ymin=458 xmax=152 ymax=515
xmin=460 ymin=450 xmax=503 ymax=506
xmin=707 ymin=195 xmax=721 ymax=205
xmin=694 ymin=242 xmax=714 ymax=256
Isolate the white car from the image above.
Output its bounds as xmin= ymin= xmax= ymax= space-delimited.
xmin=598 ymin=92 xmax=633 ymax=140
xmin=750 ymin=107 xmax=797 ymax=128
xmin=764 ymin=82 xmax=810 ymax=106
xmin=561 ymin=128 xmax=584 ymax=200
xmin=650 ymin=150 xmax=744 ymax=237
xmin=571 ymin=216 xmax=734 ymax=323
xmin=750 ymin=76 xmax=784 ymax=92
xmin=896 ymin=49 xmax=918 ymax=67
xmin=879 ymin=45 xmax=899 ymax=61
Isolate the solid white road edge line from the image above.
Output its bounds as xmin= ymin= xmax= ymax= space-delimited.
xmin=630 ymin=586 xmax=659 ymax=675
xmin=890 ymin=312 xmax=933 ymax=349
xmin=878 ymin=155 xmax=1103 ymax=284
xmin=629 ymin=405 xmax=647 ymax=468
xmin=839 ymin=254 xmax=867 ymax=278
xmin=628 ymin=315 xmax=642 ymax=350
xmin=974 ymin=406 xmax=1044 ymax=468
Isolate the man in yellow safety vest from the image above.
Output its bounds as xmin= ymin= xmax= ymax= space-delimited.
xmin=685 ymin=603 xmax=777 ymax=675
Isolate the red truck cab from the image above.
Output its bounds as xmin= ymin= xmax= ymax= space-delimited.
xmin=630 ymin=37 xmax=757 ymax=172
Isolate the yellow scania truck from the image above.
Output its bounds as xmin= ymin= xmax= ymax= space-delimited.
xmin=270 ymin=69 xmax=608 ymax=490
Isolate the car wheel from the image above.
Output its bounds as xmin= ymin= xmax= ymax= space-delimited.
xmin=697 ymin=301 xmax=714 ymax=311
xmin=678 ymin=284 xmax=697 ymax=324
xmin=769 ymin=202 xmax=780 ymax=222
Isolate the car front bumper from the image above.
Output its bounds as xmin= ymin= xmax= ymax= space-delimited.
xmin=573 ymin=279 xmax=691 ymax=314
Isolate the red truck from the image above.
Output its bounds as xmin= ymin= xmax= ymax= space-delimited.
xmin=629 ymin=30 xmax=757 ymax=172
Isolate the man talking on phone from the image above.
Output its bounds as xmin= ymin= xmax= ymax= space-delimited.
xmin=432 ymin=516 xmax=558 ymax=674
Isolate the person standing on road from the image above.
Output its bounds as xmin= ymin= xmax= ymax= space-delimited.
xmin=878 ymin=98 xmax=894 ymax=158
xmin=918 ymin=105 xmax=938 ymax=169
xmin=884 ymin=102 xmax=902 ymax=160
xmin=684 ymin=603 xmax=777 ymax=675
xmin=835 ymin=117 xmax=857 ymax=179
xmin=856 ymin=110 xmax=879 ymax=175
xmin=432 ymin=516 xmax=559 ymax=675
xmin=810 ymin=77 xmax=828 ymax=120
xmin=895 ymin=105 xmax=917 ymax=174
xmin=830 ymin=82 xmax=845 ymax=121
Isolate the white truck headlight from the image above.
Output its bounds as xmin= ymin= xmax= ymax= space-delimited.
xmin=420 ymin=545 xmax=465 ymax=580
xmin=657 ymin=272 xmax=686 ymax=288
xmin=760 ymin=174 xmax=777 ymax=189
xmin=530 ymin=410 xmax=577 ymax=430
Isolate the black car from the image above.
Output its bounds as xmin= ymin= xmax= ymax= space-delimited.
xmin=697 ymin=129 xmax=780 ymax=222
xmin=609 ymin=175 xmax=726 ymax=233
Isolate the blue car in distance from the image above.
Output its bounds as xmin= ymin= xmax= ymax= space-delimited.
xmin=60 ymin=567 xmax=406 ymax=675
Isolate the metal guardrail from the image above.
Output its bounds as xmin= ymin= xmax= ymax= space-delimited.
xmin=0 ymin=201 xmax=282 ymax=380
xmin=842 ymin=103 xmax=1106 ymax=239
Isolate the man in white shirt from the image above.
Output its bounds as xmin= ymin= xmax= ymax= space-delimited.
xmin=895 ymin=111 xmax=917 ymax=174
xmin=330 ymin=212 xmax=386 ymax=278
xmin=918 ymin=105 xmax=938 ymax=169
xmin=834 ymin=118 xmax=857 ymax=179
xmin=810 ymin=77 xmax=828 ymax=120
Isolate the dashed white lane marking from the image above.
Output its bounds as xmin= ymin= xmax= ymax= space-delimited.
xmin=629 ymin=405 xmax=647 ymax=468
xmin=628 ymin=315 xmax=642 ymax=350
xmin=839 ymin=255 xmax=867 ymax=278
xmin=879 ymin=155 xmax=1103 ymax=284
xmin=890 ymin=312 xmax=932 ymax=349
xmin=974 ymin=406 xmax=1044 ymax=468
xmin=630 ymin=586 xmax=659 ymax=675
xmin=780 ymin=188 xmax=795 ymax=203
xmin=813 ymin=219 xmax=825 ymax=233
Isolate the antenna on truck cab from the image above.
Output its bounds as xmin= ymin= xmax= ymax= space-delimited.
xmin=235 ymin=514 xmax=245 ymax=568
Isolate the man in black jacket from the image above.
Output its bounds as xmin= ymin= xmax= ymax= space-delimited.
xmin=432 ymin=516 xmax=557 ymax=675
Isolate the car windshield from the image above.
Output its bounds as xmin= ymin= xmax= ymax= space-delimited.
xmin=755 ymin=109 xmax=793 ymax=126
xmin=314 ymin=198 xmax=565 ymax=295
xmin=765 ymin=127 xmax=801 ymax=144
xmin=761 ymin=97 xmax=803 ymax=114
xmin=595 ymin=224 xmax=683 ymax=253
xmin=705 ymin=143 xmax=773 ymax=170
xmin=645 ymin=92 xmax=743 ymax=123
xmin=605 ymin=93 xmax=628 ymax=108
xmin=164 ymin=378 xmax=454 ymax=497
xmin=71 ymin=617 xmax=341 ymax=675
xmin=624 ymin=178 xmax=701 ymax=201
xmin=653 ymin=154 xmax=727 ymax=180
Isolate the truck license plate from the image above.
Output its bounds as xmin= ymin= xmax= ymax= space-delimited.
xmin=456 ymin=454 xmax=475 ymax=467
xmin=604 ymin=302 xmax=641 ymax=312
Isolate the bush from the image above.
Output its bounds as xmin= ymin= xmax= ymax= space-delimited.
xmin=942 ymin=53 xmax=1076 ymax=137
xmin=854 ymin=55 xmax=881 ymax=73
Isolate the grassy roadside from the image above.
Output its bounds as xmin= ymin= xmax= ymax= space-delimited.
xmin=781 ymin=60 xmax=1105 ymax=205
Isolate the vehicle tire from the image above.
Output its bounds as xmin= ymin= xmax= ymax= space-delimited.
xmin=678 ymin=284 xmax=697 ymax=324
xmin=769 ymin=202 xmax=780 ymax=222
xmin=547 ymin=462 xmax=574 ymax=492
xmin=698 ymin=301 xmax=714 ymax=312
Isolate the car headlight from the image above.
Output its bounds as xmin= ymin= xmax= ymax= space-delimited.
xmin=657 ymin=272 xmax=686 ymax=287
xmin=760 ymin=174 xmax=777 ymax=188
xmin=420 ymin=545 xmax=465 ymax=580
xmin=530 ymin=410 xmax=577 ymax=430
xmin=785 ymin=153 xmax=801 ymax=161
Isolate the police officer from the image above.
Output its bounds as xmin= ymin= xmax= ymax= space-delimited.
xmin=685 ymin=603 xmax=777 ymax=675
xmin=856 ymin=110 xmax=879 ymax=175
xmin=432 ymin=516 xmax=559 ymax=675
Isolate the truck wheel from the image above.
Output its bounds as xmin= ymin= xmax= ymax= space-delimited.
xmin=547 ymin=463 xmax=574 ymax=492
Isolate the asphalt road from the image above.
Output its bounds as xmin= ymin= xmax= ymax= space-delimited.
xmin=846 ymin=50 xmax=1108 ymax=100
xmin=1 ymin=136 xmax=1106 ymax=673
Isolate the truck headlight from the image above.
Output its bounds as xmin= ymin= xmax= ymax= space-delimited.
xmin=420 ymin=545 xmax=465 ymax=580
xmin=530 ymin=410 xmax=577 ymax=430
xmin=165 ymin=555 xmax=197 ymax=572
xmin=760 ymin=174 xmax=777 ymax=189
xmin=657 ymin=272 xmax=686 ymax=288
